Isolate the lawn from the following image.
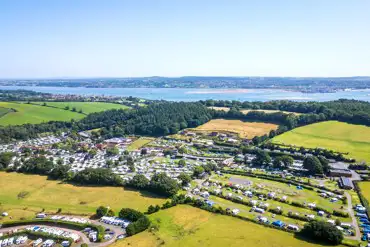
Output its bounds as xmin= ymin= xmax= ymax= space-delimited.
xmin=127 ymin=137 xmax=156 ymax=151
xmin=194 ymin=119 xmax=278 ymax=138
xmin=272 ymin=121 xmax=370 ymax=163
xmin=0 ymin=172 xmax=166 ymax=222
xmin=113 ymin=205 xmax=345 ymax=247
xmin=0 ymin=102 xmax=84 ymax=125
xmin=32 ymin=102 xmax=130 ymax=114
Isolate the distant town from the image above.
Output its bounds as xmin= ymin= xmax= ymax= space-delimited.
xmin=1 ymin=76 xmax=370 ymax=93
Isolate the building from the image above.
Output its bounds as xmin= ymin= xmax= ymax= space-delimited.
xmin=330 ymin=169 xmax=352 ymax=177
xmin=338 ymin=176 xmax=354 ymax=190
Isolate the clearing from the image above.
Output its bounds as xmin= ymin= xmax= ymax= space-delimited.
xmin=32 ymin=101 xmax=130 ymax=114
xmin=194 ymin=119 xmax=278 ymax=138
xmin=0 ymin=172 xmax=166 ymax=222
xmin=272 ymin=121 xmax=370 ymax=163
xmin=0 ymin=102 xmax=84 ymax=125
xmin=113 ymin=205 xmax=345 ymax=247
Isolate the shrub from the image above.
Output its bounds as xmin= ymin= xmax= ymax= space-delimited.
xmin=119 ymin=208 xmax=144 ymax=222
xmin=300 ymin=221 xmax=343 ymax=245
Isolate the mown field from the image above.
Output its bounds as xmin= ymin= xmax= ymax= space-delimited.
xmin=114 ymin=205 xmax=344 ymax=247
xmin=0 ymin=102 xmax=130 ymax=126
xmin=272 ymin=121 xmax=370 ymax=163
xmin=32 ymin=101 xmax=130 ymax=114
xmin=0 ymin=172 xmax=166 ymax=222
xmin=209 ymin=106 xmax=301 ymax=115
xmin=194 ymin=119 xmax=278 ymax=138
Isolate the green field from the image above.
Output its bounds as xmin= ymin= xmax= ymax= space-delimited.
xmin=0 ymin=172 xmax=166 ymax=222
xmin=114 ymin=205 xmax=345 ymax=247
xmin=127 ymin=137 xmax=156 ymax=151
xmin=272 ymin=121 xmax=370 ymax=163
xmin=0 ymin=102 xmax=130 ymax=126
xmin=0 ymin=102 xmax=84 ymax=125
xmin=33 ymin=101 xmax=130 ymax=114
xmin=358 ymin=182 xmax=370 ymax=204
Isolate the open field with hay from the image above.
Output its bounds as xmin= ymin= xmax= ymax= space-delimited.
xmin=0 ymin=172 xmax=166 ymax=222
xmin=113 ymin=205 xmax=346 ymax=247
xmin=272 ymin=121 xmax=370 ymax=163
xmin=194 ymin=119 xmax=278 ymax=138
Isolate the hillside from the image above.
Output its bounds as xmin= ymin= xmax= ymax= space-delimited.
xmin=272 ymin=121 xmax=370 ymax=163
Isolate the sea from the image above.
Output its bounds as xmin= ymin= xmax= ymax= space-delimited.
xmin=1 ymin=86 xmax=370 ymax=102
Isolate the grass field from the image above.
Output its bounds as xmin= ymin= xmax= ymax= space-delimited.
xmin=114 ymin=205 xmax=344 ymax=247
xmin=0 ymin=102 xmax=131 ymax=126
xmin=0 ymin=102 xmax=84 ymax=125
xmin=194 ymin=119 xmax=278 ymax=138
xmin=32 ymin=102 xmax=130 ymax=114
xmin=127 ymin=137 xmax=156 ymax=151
xmin=209 ymin=107 xmax=301 ymax=115
xmin=358 ymin=182 xmax=370 ymax=204
xmin=272 ymin=121 xmax=370 ymax=163
xmin=0 ymin=172 xmax=166 ymax=222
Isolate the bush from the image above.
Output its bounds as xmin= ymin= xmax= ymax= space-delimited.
xmin=119 ymin=208 xmax=144 ymax=222
xmin=300 ymin=221 xmax=343 ymax=245
xmin=333 ymin=210 xmax=349 ymax=218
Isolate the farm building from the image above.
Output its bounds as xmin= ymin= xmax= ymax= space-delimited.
xmin=338 ymin=176 xmax=354 ymax=190
xmin=329 ymin=169 xmax=352 ymax=177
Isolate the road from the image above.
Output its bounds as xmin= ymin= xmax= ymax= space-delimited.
xmin=344 ymin=192 xmax=361 ymax=241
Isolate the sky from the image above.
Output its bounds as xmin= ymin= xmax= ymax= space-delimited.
xmin=0 ymin=0 xmax=369 ymax=78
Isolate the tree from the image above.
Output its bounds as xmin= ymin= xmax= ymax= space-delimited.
xmin=318 ymin=155 xmax=330 ymax=174
xmin=49 ymin=164 xmax=71 ymax=180
xmin=273 ymin=155 xmax=294 ymax=168
xmin=56 ymin=158 xmax=64 ymax=166
xmin=96 ymin=206 xmax=109 ymax=218
xmin=149 ymin=173 xmax=180 ymax=196
xmin=118 ymin=208 xmax=144 ymax=221
xmin=129 ymin=174 xmax=149 ymax=189
xmin=106 ymin=160 xmax=113 ymax=168
xmin=140 ymin=148 xmax=148 ymax=155
xmin=106 ymin=146 xmax=119 ymax=156
xmin=303 ymin=156 xmax=323 ymax=175
xmin=177 ymin=172 xmax=191 ymax=186
xmin=193 ymin=166 xmax=205 ymax=177
xmin=178 ymin=159 xmax=186 ymax=167
xmin=301 ymin=221 xmax=343 ymax=245
xmin=252 ymin=150 xmax=271 ymax=166
xmin=0 ymin=152 xmax=15 ymax=169
xmin=71 ymin=168 xmax=123 ymax=186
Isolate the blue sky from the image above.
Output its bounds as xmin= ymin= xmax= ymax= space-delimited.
xmin=1 ymin=0 xmax=369 ymax=78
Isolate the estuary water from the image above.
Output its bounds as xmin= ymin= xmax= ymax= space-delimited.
xmin=1 ymin=86 xmax=370 ymax=102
